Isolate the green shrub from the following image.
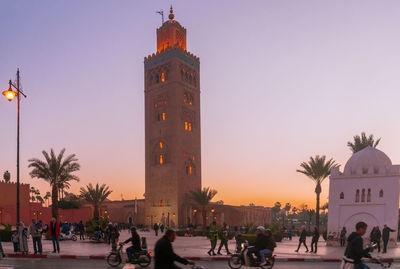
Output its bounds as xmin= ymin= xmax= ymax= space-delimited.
xmin=85 ymin=218 xmax=109 ymax=234
xmin=0 ymin=230 xmax=13 ymax=242
xmin=58 ymin=200 xmax=80 ymax=209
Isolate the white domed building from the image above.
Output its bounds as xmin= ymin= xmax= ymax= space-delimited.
xmin=327 ymin=146 xmax=400 ymax=246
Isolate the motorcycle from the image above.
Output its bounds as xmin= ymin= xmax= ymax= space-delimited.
xmin=107 ymin=242 xmax=151 ymax=268
xmin=228 ymin=240 xmax=275 ymax=269
xmin=60 ymin=231 xmax=77 ymax=241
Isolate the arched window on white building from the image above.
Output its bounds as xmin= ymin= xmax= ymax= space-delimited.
xmin=340 ymin=192 xmax=344 ymax=199
xmin=367 ymin=189 xmax=371 ymax=202
xmin=379 ymin=189 xmax=384 ymax=198
xmin=361 ymin=189 xmax=366 ymax=202
xmin=355 ymin=189 xmax=360 ymax=203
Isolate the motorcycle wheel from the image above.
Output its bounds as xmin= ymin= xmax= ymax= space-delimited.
xmin=261 ymin=257 xmax=275 ymax=269
xmin=72 ymin=235 xmax=77 ymax=241
xmin=138 ymin=254 xmax=151 ymax=268
xmin=228 ymin=254 xmax=243 ymax=269
xmin=107 ymin=253 xmax=122 ymax=267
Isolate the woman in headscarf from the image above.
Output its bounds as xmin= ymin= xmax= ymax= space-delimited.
xmin=18 ymin=221 xmax=28 ymax=254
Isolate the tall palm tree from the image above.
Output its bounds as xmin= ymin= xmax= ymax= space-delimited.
xmin=80 ymin=183 xmax=112 ymax=220
xmin=347 ymin=132 xmax=381 ymax=153
xmin=28 ymin=148 xmax=80 ymax=218
xmin=189 ymin=187 xmax=217 ymax=229
xmin=297 ymin=155 xmax=338 ymax=230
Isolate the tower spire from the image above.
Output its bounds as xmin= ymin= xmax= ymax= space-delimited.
xmin=169 ymin=5 xmax=174 ymax=20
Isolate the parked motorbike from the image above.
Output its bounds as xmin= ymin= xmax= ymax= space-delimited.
xmin=60 ymin=231 xmax=77 ymax=241
xmin=107 ymin=242 xmax=151 ymax=268
xmin=228 ymin=240 xmax=275 ymax=269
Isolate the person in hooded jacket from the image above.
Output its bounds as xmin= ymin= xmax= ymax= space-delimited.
xmin=343 ymin=221 xmax=373 ymax=269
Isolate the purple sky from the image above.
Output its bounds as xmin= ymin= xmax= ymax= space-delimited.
xmin=1 ymin=0 xmax=400 ymax=207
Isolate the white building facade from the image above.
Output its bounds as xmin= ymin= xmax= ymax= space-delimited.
xmin=327 ymin=147 xmax=400 ymax=246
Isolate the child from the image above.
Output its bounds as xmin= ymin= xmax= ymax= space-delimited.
xmin=11 ymin=231 xmax=19 ymax=253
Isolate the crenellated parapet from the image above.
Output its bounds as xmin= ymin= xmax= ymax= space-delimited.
xmin=144 ymin=46 xmax=200 ymax=71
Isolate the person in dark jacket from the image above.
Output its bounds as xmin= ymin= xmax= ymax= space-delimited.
xmin=217 ymin=222 xmax=231 ymax=255
xmin=259 ymin=229 xmax=276 ymax=266
xmin=369 ymin=226 xmax=381 ymax=252
xmin=382 ymin=224 xmax=395 ymax=253
xmin=310 ymin=227 xmax=320 ymax=253
xmin=247 ymin=226 xmax=268 ymax=262
xmin=295 ymin=226 xmax=309 ymax=253
xmin=340 ymin=227 xmax=347 ymax=247
xmin=123 ymin=227 xmax=141 ymax=263
xmin=344 ymin=221 xmax=373 ymax=269
xmin=154 ymin=229 xmax=195 ymax=269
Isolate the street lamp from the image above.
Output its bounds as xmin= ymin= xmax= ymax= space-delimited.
xmin=2 ymin=69 xmax=27 ymax=224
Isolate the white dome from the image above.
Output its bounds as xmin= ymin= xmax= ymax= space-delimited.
xmin=343 ymin=146 xmax=392 ymax=176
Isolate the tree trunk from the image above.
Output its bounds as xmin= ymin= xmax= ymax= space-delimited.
xmin=315 ymin=182 xmax=321 ymax=231
xmin=94 ymin=205 xmax=99 ymax=220
xmin=52 ymin=184 xmax=59 ymax=219
xmin=202 ymin=207 xmax=206 ymax=230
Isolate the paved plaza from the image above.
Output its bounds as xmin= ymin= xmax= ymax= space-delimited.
xmin=1 ymin=231 xmax=400 ymax=261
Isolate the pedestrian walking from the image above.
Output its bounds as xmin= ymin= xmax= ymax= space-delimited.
xmin=207 ymin=221 xmax=218 ymax=256
xmin=295 ymin=226 xmax=309 ymax=253
xmin=0 ymin=235 xmax=5 ymax=257
xmin=153 ymin=223 xmax=159 ymax=236
xmin=382 ymin=224 xmax=395 ymax=253
xmin=11 ymin=231 xmax=19 ymax=253
xmin=217 ymin=222 xmax=231 ymax=255
xmin=340 ymin=227 xmax=347 ymax=247
xmin=78 ymin=220 xmax=85 ymax=240
xmin=110 ymin=224 xmax=120 ymax=251
xmin=310 ymin=227 xmax=319 ymax=253
xmin=29 ymin=219 xmax=43 ymax=255
xmin=288 ymin=228 xmax=293 ymax=240
xmin=49 ymin=217 xmax=60 ymax=253
xmin=369 ymin=226 xmax=381 ymax=252
xmin=160 ymin=223 xmax=165 ymax=234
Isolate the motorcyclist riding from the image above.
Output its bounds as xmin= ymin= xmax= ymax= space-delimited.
xmin=123 ymin=226 xmax=141 ymax=263
xmin=259 ymin=229 xmax=276 ymax=266
xmin=247 ymin=226 xmax=269 ymax=264
xmin=342 ymin=221 xmax=373 ymax=269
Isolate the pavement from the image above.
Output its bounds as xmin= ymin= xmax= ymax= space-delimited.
xmin=0 ymin=259 xmax=398 ymax=269
xmin=1 ymin=231 xmax=400 ymax=263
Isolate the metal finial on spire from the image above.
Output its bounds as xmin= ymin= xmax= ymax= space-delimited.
xmin=169 ymin=5 xmax=174 ymax=20
xmin=156 ymin=10 xmax=164 ymax=24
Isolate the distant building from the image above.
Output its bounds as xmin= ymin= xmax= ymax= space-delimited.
xmin=328 ymin=147 xmax=400 ymax=246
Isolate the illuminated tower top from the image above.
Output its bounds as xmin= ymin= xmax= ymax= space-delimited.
xmin=156 ymin=6 xmax=187 ymax=53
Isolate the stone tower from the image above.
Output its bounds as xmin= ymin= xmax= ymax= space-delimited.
xmin=144 ymin=7 xmax=201 ymax=228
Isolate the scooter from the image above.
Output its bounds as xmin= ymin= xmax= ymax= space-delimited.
xmin=60 ymin=230 xmax=77 ymax=241
xmin=228 ymin=240 xmax=275 ymax=269
xmin=107 ymin=242 xmax=151 ymax=268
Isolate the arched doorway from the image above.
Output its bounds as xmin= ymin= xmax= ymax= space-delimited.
xmin=128 ymin=216 xmax=133 ymax=225
xmin=343 ymin=212 xmax=379 ymax=236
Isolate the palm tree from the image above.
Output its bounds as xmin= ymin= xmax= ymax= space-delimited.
xmin=80 ymin=183 xmax=112 ymax=220
xmin=347 ymin=132 xmax=381 ymax=153
xmin=44 ymin=192 xmax=51 ymax=207
xmin=189 ymin=187 xmax=217 ymax=229
xmin=297 ymin=155 xmax=338 ymax=230
xmin=28 ymin=148 xmax=80 ymax=218
xmin=3 ymin=171 xmax=11 ymax=183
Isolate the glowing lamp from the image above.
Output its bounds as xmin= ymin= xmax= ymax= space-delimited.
xmin=211 ymin=209 xmax=215 ymax=213
xmin=2 ymin=87 xmax=17 ymax=101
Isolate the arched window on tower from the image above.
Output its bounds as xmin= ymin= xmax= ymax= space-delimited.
xmin=361 ymin=189 xmax=365 ymax=202
xmin=379 ymin=189 xmax=384 ymax=198
xmin=340 ymin=192 xmax=344 ymax=199
xmin=355 ymin=189 xmax=360 ymax=203
xmin=367 ymin=189 xmax=371 ymax=202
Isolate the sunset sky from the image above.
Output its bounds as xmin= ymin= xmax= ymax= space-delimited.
xmin=1 ymin=1 xmax=400 ymax=208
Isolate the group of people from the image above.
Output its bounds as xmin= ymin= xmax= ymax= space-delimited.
xmin=295 ymin=226 xmax=320 ymax=253
xmin=153 ymin=223 xmax=166 ymax=236
xmin=207 ymin=221 xmax=231 ymax=256
xmin=340 ymin=224 xmax=395 ymax=254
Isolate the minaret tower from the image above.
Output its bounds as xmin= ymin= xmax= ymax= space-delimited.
xmin=144 ymin=7 xmax=201 ymax=227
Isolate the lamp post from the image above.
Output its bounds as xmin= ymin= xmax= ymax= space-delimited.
xmin=2 ymin=69 xmax=27 ymax=224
